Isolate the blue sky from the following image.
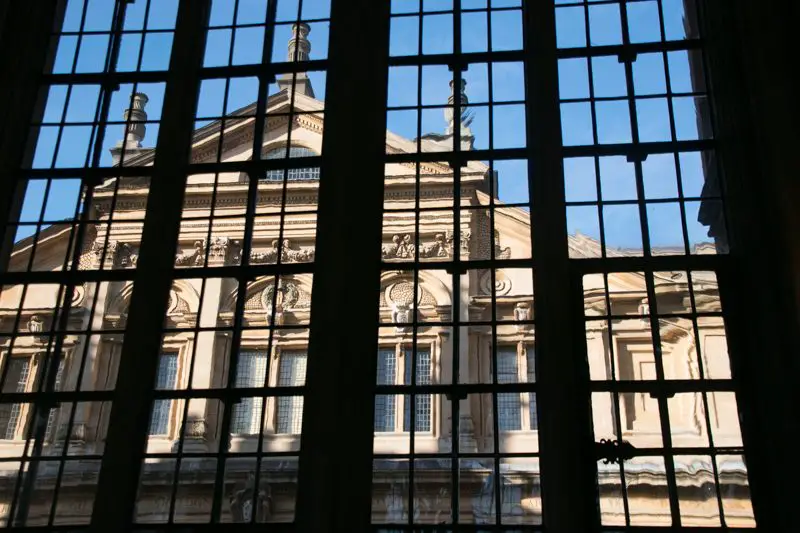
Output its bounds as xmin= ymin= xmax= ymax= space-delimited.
xmin=18 ymin=0 xmax=715 ymax=253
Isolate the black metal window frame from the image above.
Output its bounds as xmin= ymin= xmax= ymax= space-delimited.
xmin=0 ymin=0 xmax=793 ymax=531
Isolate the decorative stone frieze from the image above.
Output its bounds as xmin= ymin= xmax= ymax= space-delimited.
xmin=175 ymin=240 xmax=205 ymax=266
xmin=208 ymin=236 xmax=240 ymax=265
xmin=250 ymin=239 xmax=315 ymax=264
xmin=381 ymin=231 xmax=470 ymax=260
xmin=90 ymin=239 xmax=139 ymax=268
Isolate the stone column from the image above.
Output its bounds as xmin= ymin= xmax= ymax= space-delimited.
xmin=181 ymin=276 xmax=225 ymax=451
xmin=62 ymin=277 xmax=113 ymax=455
xmin=458 ymin=271 xmax=477 ymax=452
xmin=586 ymin=326 xmax=615 ymax=440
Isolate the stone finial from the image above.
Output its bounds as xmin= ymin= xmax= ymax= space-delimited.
xmin=288 ymin=23 xmax=311 ymax=62
xmin=435 ymin=78 xmax=474 ymax=151
xmin=417 ymin=78 xmax=474 ymax=151
xmin=444 ymin=79 xmax=473 ymax=136
xmin=111 ymin=92 xmax=149 ymax=165
xmin=124 ymin=93 xmax=148 ymax=145
xmin=277 ymin=23 xmax=315 ymax=97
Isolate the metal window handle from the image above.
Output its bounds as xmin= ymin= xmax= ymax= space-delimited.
xmin=594 ymin=438 xmax=637 ymax=465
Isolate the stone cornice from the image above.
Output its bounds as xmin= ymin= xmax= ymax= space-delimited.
xmin=190 ymin=113 xmax=323 ymax=164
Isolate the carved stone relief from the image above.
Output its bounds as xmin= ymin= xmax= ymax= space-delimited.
xmin=261 ymin=281 xmax=305 ymax=325
xmin=208 ymin=236 xmax=240 ymax=264
xmin=262 ymin=282 xmax=300 ymax=310
xmin=28 ymin=315 xmax=44 ymax=334
xmin=166 ymin=290 xmax=191 ymax=316
xmin=384 ymin=280 xmax=435 ymax=309
xmin=174 ymin=237 xmax=241 ymax=266
xmin=479 ymin=270 xmax=512 ymax=296
xmin=91 ymin=239 xmax=139 ymax=268
xmin=228 ymin=471 xmax=272 ymax=523
xmin=184 ymin=418 xmax=208 ymax=439
xmin=391 ymin=302 xmax=414 ymax=334
xmin=175 ymin=240 xmax=205 ymax=266
xmin=514 ymin=302 xmax=531 ymax=332
xmin=381 ymin=231 xmax=470 ymax=260
xmin=250 ymin=239 xmax=315 ymax=264
xmin=382 ymin=278 xmax=438 ymax=332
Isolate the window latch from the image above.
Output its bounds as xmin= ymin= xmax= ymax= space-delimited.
xmin=594 ymin=438 xmax=636 ymax=465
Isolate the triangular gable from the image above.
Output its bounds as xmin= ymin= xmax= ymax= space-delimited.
xmin=7 ymin=223 xmax=92 ymax=273
xmin=123 ymin=87 xmax=491 ymax=180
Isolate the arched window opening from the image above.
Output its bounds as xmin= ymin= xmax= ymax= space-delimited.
xmin=264 ymin=146 xmax=320 ymax=181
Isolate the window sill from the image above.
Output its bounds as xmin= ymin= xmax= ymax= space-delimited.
xmin=373 ymin=433 xmax=438 ymax=454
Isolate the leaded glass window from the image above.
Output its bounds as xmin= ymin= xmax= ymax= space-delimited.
xmin=497 ymin=346 xmax=522 ymax=431
xmin=276 ymin=351 xmax=307 ymax=434
xmin=44 ymin=358 xmax=66 ymax=442
xmin=1 ymin=358 xmax=30 ymax=439
xmin=403 ymin=348 xmax=431 ymax=433
xmin=526 ymin=346 xmax=537 ymax=431
xmin=230 ymin=351 xmax=268 ymax=435
xmin=0 ymin=1 xmax=772 ymax=530
xmin=264 ymin=146 xmax=320 ymax=181
xmin=374 ymin=348 xmax=396 ymax=432
xmin=149 ymin=353 xmax=178 ymax=436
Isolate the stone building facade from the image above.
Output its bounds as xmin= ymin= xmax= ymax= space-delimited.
xmin=0 ymin=29 xmax=753 ymax=528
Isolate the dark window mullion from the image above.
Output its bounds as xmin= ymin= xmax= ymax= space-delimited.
xmin=522 ymin=2 xmax=597 ymax=531
xmin=87 ymin=1 xmax=211 ymax=531
xmin=0 ymin=1 xmax=64 ymax=267
xmin=695 ymin=5 xmax=798 ymax=528
xmin=293 ymin=0 xmax=390 ymax=531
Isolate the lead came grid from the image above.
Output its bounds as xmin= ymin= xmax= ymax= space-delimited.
xmin=230 ymin=351 xmax=268 ymax=435
xmin=131 ymin=0 xmax=329 ymax=526
xmin=554 ymin=0 xmax=754 ymax=528
xmin=150 ymin=352 xmax=179 ymax=436
xmin=275 ymin=351 xmax=306 ymax=435
xmin=402 ymin=348 xmax=431 ymax=433
xmin=0 ymin=1 xmax=765 ymax=531
xmin=374 ymin=1 xmax=541 ymax=529
xmin=375 ymin=349 xmax=398 ymax=433
xmin=583 ymin=269 xmax=755 ymax=528
xmin=556 ymin=0 xmax=727 ymax=259
xmin=0 ymin=0 xmax=179 ymax=527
